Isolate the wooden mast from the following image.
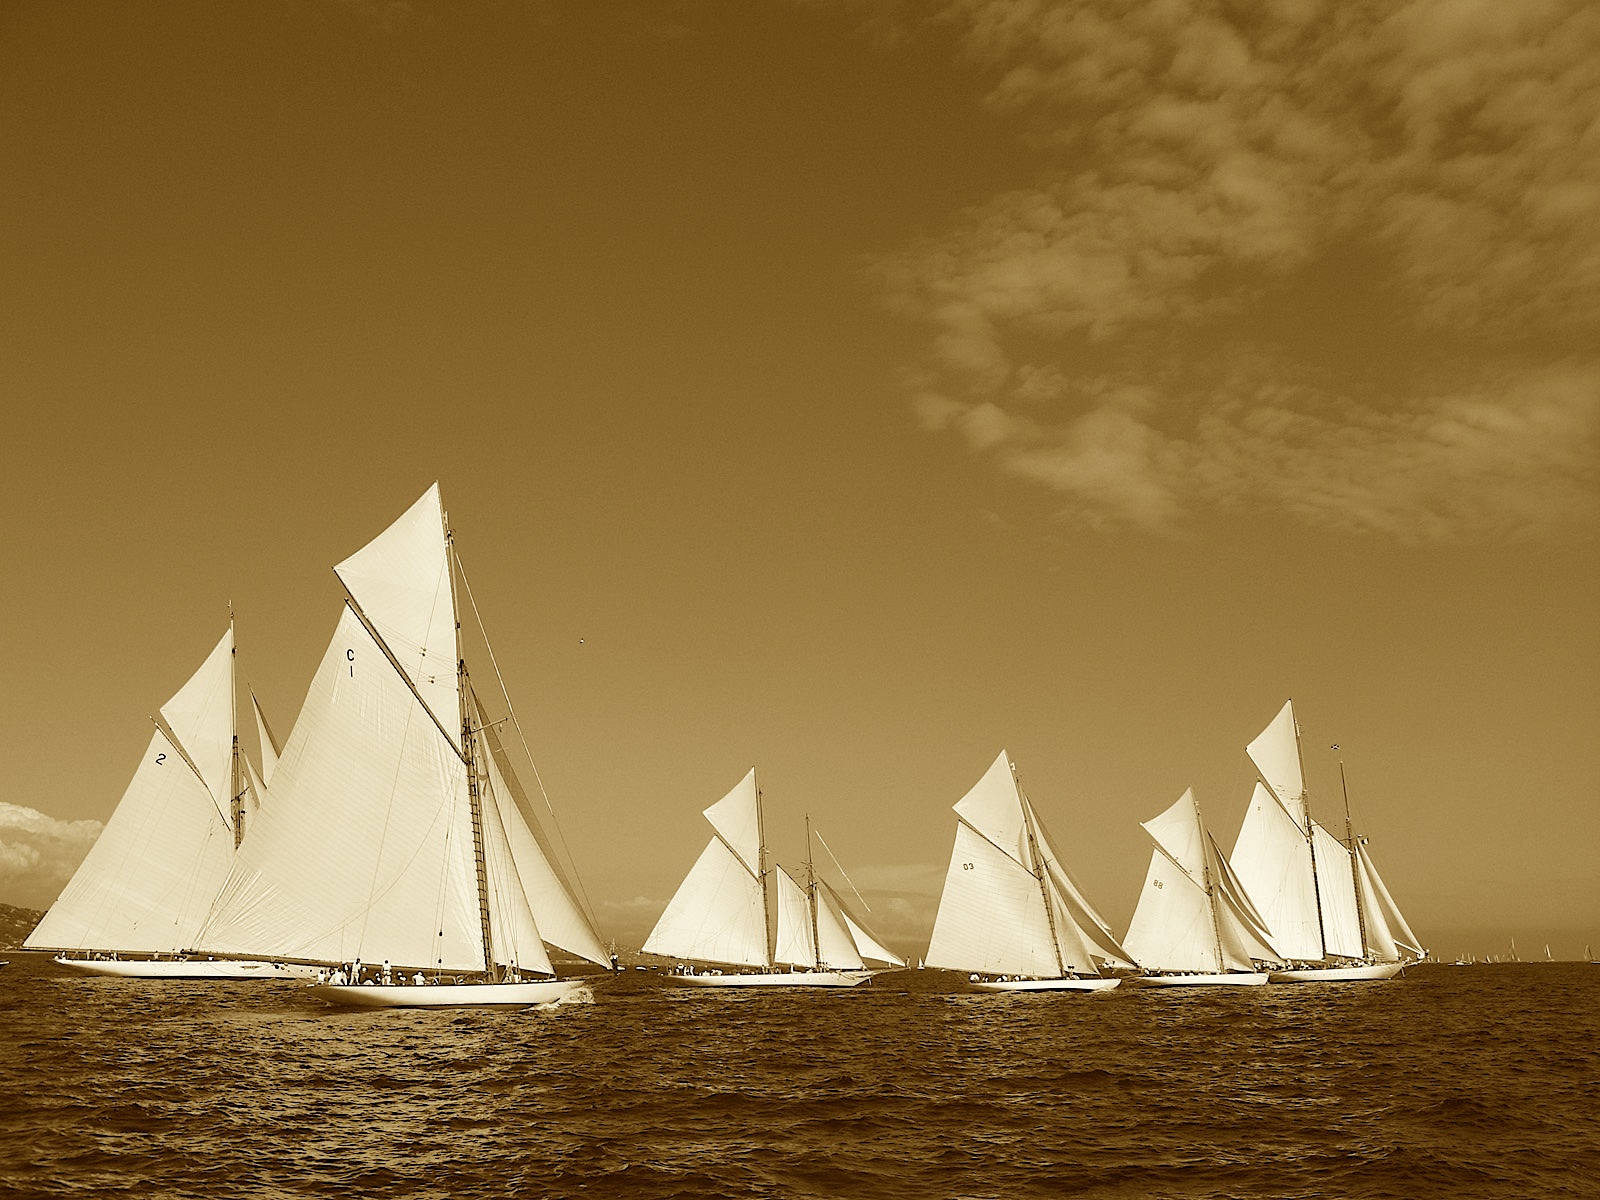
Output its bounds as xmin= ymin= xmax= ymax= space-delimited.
xmin=1335 ymin=751 xmax=1369 ymax=960
xmin=448 ymin=520 xmax=497 ymax=982
xmin=1290 ymin=701 xmax=1329 ymax=963
xmin=1194 ymin=788 xmax=1228 ymax=973
xmin=805 ymin=814 xmax=822 ymax=971
xmin=1015 ymin=759 xmax=1067 ymax=978
xmin=229 ymin=610 xmax=245 ymax=849
xmin=755 ymin=770 xmax=773 ymax=970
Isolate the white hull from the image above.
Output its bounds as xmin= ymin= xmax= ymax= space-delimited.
xmin=1134 ymin=972 xmax=1269 ymax=987
xmin=1269 ymin=962 xmax=1405 ymax=983
xmin=970 ymin=977 xmax=1121 ymax=993
xmin=54 ymin=955 xmax=297 ymax=980
xmin=665 ymin=970 xmax=870 ymax=989
xmin=307 ymin=979 xmax=590 ymax=1008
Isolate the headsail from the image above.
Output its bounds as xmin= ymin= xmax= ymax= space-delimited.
xmin=1247 ymin=699 xmax=1305 ymax=824
xmin=333 ymin=482 xmax=462 ymax=751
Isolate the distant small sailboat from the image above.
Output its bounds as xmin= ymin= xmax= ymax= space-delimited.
xmin=195 ymin=484 xmax=610 ymax=1006
xmin=25 ymin=621 xmax=292 ymax=979
xmin=925 ymin=751 xmax=1131 ymax=993
xmin=1124 ymin=788 xmax=1275 ymax=986
xmin=644 ymin=769 xmax=878 ymax=987
xmin=1230 ymin=701 xmax=1424 ymax=983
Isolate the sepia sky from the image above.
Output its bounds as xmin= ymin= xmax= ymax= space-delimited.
xmin=3 ymin=1 xmax=1596 ymax=960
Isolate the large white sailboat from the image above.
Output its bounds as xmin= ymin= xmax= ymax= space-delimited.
xmin=1123 ymin=788 xmax=1278 ymax=986
xmin=925 ymin=751 xmax=1132 ymax=993
xmin=194 ymin=484 xmax=610 ymax=1007
xmin=26 ymin=623 xmax=291 ymax=979
xmin=1230 ymin=700 xmax=1425 ymax=983
xmin=644 ymin=769 xmax=876 ymax=988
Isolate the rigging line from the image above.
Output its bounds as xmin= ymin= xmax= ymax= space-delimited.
xmin=813 ymin=829 xmax=871 ymax=914
xmin=453 ymin=551 xmax=602 ymax=928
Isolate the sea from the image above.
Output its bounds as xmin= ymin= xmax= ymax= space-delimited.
xmin=1 ymin=955 xmax=1595 ymax=1199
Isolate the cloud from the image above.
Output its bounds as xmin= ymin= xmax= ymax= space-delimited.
xmin=877 ymin=0 xmax=1600 ymax=540
xmin=0 ymin=802 xmax=101 ymax=909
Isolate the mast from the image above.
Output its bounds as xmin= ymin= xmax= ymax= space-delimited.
xmin=755 ymin=771 xmax=773 ymax=969
xmin=805 ymin=814 xmax=822 ymax=970
xmin=1015 ymin=761 xmax=1066 ymax=978
xmin=1194 ymin=788 xmax=1227 ymax=972
xmin=1291 ymin=703 xmax=1328 ymax=961
xmin=229 ymin=610 xmax=245 ymax=849
xmin=1335 ymin=750 xmax=1369 ymax=960
xmin=448 ymin=523 xmax=497 ymax=981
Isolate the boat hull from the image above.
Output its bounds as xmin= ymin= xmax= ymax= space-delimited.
xmin=307 ymin=979 xmax=590 ymax=1008
xmin=1134 ymin=972 xmax=1269 ymax=987
xmin=1269 ymin=962 xmax=1405 ymax=983
xmin=970 ymin=977 xmax=1120 ymax=993
xmin=54 ymin=956 xmax=297 ymax=980
xmin=665 ymin=970 xmax=870 ymax=989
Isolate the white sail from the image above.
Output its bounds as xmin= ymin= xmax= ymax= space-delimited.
xmin=927 ymin=821 xmax=1061 ymax=976
xmin=771 ymin=867 xmax=861 ymax=969
xmin=27 ymin=630 xmax=240 ymax=960
xmin=927 ymin=750 xmax=1124 ymax=978
xmin=333 ymin=482 xmax=462 ymax=752
xmin=1311 ymin=822 xmax=1363 ymax=958
xmin=251 ymin=689 xmax=280 ymax=785
xmin=1211 ymin=837 xmax=1283 ymax=963
xmin=1123 ymin=847 xmax=1225 ymax=972
xmin=26 ymin=629 xmax=241 ymax=956
xmin=703 ymin=769 xmax=762 ymax=877
xmin=1034 ymin=820 xmax=1137 ymax=970
xmin=199 ymin=608 xmax=487 ymax=970
xmin=820 ymin=880 xmax=905 ymax=967
xmin=1230 ymin=781 xmax=1322 ymax=960
xmin=643 ymin=836 xmax=768 ymax=967
xmin=951 ymin=750 xmax=1031 ymax=865
xmin=812 ymin=880 xmax=865 ymax=970
xmin=1247 ymin=699 xmax=1306 ymax=824
xmin=477 ymin=713 xmax=609 ymax=967
xmin=643 ymin=769 xmax=772 ymax=967
xmin=477 ymin=747 xmax=555 ymax=976
xmin=773 ymin=868 xmax=814 ymax=967
xmin=1356 ymin=842 xmax=1425 ymax=960
xmin=1124 ymin=789 xmax=1273 ymax=973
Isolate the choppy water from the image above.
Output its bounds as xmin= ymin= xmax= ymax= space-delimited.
xmin=1 ymin=955 xmax=1596 ymax=1199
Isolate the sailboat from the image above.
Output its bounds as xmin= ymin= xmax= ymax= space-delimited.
xmin=925 ymin=751 xmax=1132 ymax=992
xmin=781 ymin=818 xmax=906 ymax=974
xmin=25 ymin=622 xmax=291 ymax=979
xmin=194 ymin=484 xmax=610 ymax=1007
xmin=1230 ymin=700 xmax=1425 ymax=982
xmin=1123 ymin=788 xmax=1277 ymax=986
xmin=644 ymin=769 xmax=875 ymax=987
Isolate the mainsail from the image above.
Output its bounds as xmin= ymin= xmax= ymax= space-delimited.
xmin=1123 ymin=788 xmax=1279 ymax=973
xmin=26 ymin=626 xmax=260 ymax=958
xmin=926 ymin=750 xmax=1132 ymax=979
xmin=195 ymin=484 xmax=607 ymax=976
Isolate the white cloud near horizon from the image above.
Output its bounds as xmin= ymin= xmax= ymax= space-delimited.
xmin=0 ymin=802 xmax=100 ymax=910
xmin=877 ymin=0 xmax=1600 ymax=540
